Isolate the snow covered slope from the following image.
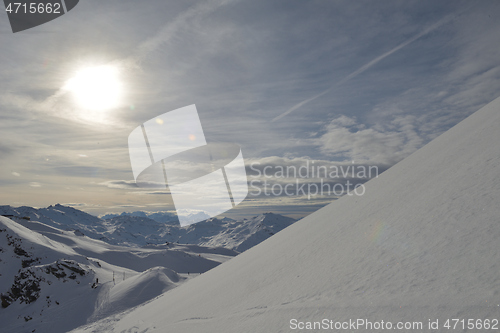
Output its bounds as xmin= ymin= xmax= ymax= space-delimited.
xmin=97 ymin=212 xmax=295 ymax=250
xmin=72 ymin=97 xmax=500 ymax=333
xmin=0 ymin=204 xmax=112 ymax=243
xmin=0 ymin=216 xmax=102 ymax=333
xmin=194 ymin=213 xmax=296 ymax=252
xmin=0 ymin=216 xmax=234 ymax=333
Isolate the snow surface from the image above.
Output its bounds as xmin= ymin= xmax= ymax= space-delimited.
xmin=0 ymin=215 xmax=234 ymax=333
xmin=0 ymin=203 xmax=294 ymax=331
xmin=71 ymin=97 xmax=500 ymax=332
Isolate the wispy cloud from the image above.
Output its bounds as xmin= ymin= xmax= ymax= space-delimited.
xmin=98 ymin=180 xmax=138 ymax=189
xmin=63 ymin=203 xmax=101 ymax=208
xmin=128 ymin=0 xmax=238 ymax=66
xmin=271 ymin=10 xmax=464 ymax=122
xmin=315 ymin=115 xmax=423 ymax=165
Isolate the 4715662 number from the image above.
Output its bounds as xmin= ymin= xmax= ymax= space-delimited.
xmin=5 ymin=2 xmax=61 ymax=14
xmin=443 ymin=319 xmax=498 ymax=330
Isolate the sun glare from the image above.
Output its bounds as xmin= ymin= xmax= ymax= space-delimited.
xmin=65 ymin=65 xmax=122 ymax=110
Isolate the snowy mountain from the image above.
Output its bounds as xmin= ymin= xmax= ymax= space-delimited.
xmin=99 ymin=212 xmax=295 ymax=252
xmin=101 ymin=210 xmax=211 ymax=225
xmin=0 ymin=204 xmax=102 ymax=228
xmin=100 ymin=211 xmax=179 ymax=225
xmin=0 ymin=205 xmax=296 ymax=251
xmin=0 ymin=215 xmax=235 ymax=333
xmin=191 ymin=213 xmax=297 ymax=252
xmin=0 ymin=205 xmax=295 ymax=331
xmin=70 ymin=97 xmax=500 ymax=333
xmin=0 ymin=204 xmax=111 ymax=242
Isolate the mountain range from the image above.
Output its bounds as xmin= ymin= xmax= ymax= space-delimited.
xmin=0 ymin=205 xmax=296 ymax=251
xmin=0 ymin=207 xmax=295 ymax=332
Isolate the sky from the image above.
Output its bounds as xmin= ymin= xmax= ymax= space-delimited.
xmin=1 ymin=0 xmax=500 ymax=219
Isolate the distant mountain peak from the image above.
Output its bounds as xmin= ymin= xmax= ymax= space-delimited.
xmin=0 ymin=205 xmax=296 ymax=252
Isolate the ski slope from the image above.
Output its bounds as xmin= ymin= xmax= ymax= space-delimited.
xmin=72 ymin=97 xmax=500 ymax=332
xmin=0 ymin=215 xmax=234 ymax=333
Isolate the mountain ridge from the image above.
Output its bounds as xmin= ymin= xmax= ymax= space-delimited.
xmin=0 ymin=205 xmax=296 ymax=252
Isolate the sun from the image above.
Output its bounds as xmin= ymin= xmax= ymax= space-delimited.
xmin=64 ymin=65 xmax=122 ymax=110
